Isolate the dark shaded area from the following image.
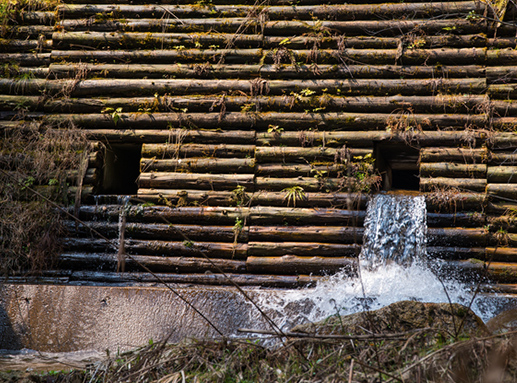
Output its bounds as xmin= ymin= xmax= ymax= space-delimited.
xmin=374 ymin=143 xmax=420 ymax=191
xmin=102 ymin=144 xmax=142 ymax=195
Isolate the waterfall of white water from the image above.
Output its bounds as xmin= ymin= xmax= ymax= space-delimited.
xmin=248 ymin=193 xmax=499 ymax=331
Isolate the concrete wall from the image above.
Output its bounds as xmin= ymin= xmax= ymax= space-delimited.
xmin=0 ymin=284 xmax=252 ymax=352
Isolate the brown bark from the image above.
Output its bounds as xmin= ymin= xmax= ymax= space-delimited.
xmin=248 ymin=226 xmax=363 ymax=243
xmin=85 ymin=129 xmax=256 ymax=144
xmin=67 ymin=270 xmax=321 ymax=287
xmin=420 ymin=177 xmax=487 ymax=192
xmin=1 ymin=94 xmax=485 ymax=114
xmin=427 ymin=228 xmax=487 ymax=247
xmin=489 ymin=133 xmax=517 ymax=149
xmin=141 ymin=158 xmax=255 ymax=174
xmin=138 ymin=172 xmax=254 ymax=190
xmin=4 ymin=78 xmax=485 ymax=98
xmin=420 ymin=147 xmax=487 ymax=163
xmin=0 ymin=53 xmax=50 ymax=66
xmin=142 ymin=143 xmax=255 ymax=158
xmin=256 ymin=163 xmax=345 ymax=177
xmin=487 ymin=183 xmax=517 ymax=199
xmin=66 ymin=221 xmax=248 ymax=242
xmin=258 ymin=130 xmax=487 ymax=147
xmin=59 ymin=252 xmax=246 ymax=272
xmin=488 ymin=166 xmax=517 ymax=183
xmin=427 ymin=212 xmax=486 ymax=228
xmin=63 ymin=238 xmax=248 ymax=259
xmin=490 ymin=152 xmax=517 ymax=165
xmin=247 ymin=242 xmax=359 ymax=257
xmin=77 ymin=205 xmax=249 ymax=225
xmin=255 ymin=176 xmax=341 ymax=192
xmin=49 ymin=62 xmax=485 ymax=79
xmin=249 ymin=206 xmax=365 ymax=225
xmin=246 ymin=255 xmax=355 ymax=275
xmin=256 ymin=147 xmax=371 ymax=162
xmin=420 ymin=162 xmax=487 ymax=178
xmin=136 ymin=189 xmax=367 ymax=209
xmin=59 ymin=2 xmax=483 ymax=20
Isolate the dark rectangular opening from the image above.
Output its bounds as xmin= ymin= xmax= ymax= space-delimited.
xmin=102 ymin=144 xmax=142 ymax=195
xmin=374 ymin=143 xmax=420 ymax=191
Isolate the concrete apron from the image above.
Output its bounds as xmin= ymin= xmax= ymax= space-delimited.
xmin=0 ymin=284 xmax=254 ymax=353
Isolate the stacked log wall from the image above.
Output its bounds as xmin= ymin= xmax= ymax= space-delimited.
xmin=2 ymin=0 xmax=517 ymax=286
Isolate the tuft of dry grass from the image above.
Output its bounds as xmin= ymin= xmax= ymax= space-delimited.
xmin=0 ymin=121 xmax=90 ymax=276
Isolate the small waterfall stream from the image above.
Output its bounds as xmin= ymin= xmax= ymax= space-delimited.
xmin=249 ymin=193 xmax=498 ymax=331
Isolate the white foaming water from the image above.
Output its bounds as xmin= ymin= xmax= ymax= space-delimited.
xmin=247 ymin=194 xmax=498 ymax=331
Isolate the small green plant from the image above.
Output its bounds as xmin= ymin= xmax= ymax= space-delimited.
xmin=300 ymin=88 xmax=316 ymax=97
xmin=466 ymin=10 xmax=480 ymax=21
xmin=267 ymin=125 xmax=284 ymax=137
xmin=183 ymin=240 xmax=194 ymax=248
xmin=231 ymin=185 xmax=249 ymax=206
xmin=102 ymin=107 xmax=123 ymax=125
xmin=282 ymin=186 xmax=307 ymax=207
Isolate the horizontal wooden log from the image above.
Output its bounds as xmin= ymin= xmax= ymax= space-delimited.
xmin=76 ymin=205 xmax=250 ymax=224
xmin=488 ymin=166 xmax=517 ymax=183
xmin=256 ymin=147 xmax=372 ymax=162
xmin=58 ymin=2 xmax=484 ymax=21
xmin=420 ymin=147 xmax=487 ymax=163
xmin=487 ymin=184 xmax=517 ymax=199
xmin=0 ymin=39 xmax=52 ymax=53
xmin=51 ymin=49 xmax=263 ymax=65
xmin=427 ymin=212 xmax=486 ymax=228
xmin=138 ymin=172 xmax=254 ymax=190
xmin=263 ymin=19 xmax=486 ymax=36
xmin=249 ymin=206 xmax=365 ymax=225
xmin=62 ymin=239 xmax=248 ymax=259
xmin=59 ymin=252 xmax=246 ymax=273
xmin=0 ymin=94 xmax=486 ymax=114
xmin=420 ymin=162 xmax=487 ymax=178
xmin=246 ymin=255 xmax=355 ymax=275
xmin=57 ymin=18 xmax=485 ymax=35
xmin=486 ymin=201 xmax=517 ymax=218
xmin=53 ymin=32 xmax=490 ymax=50
xmin=50 ymin=47 xmax=488 ymax=66
xmin=452 ymin=260 xmax=517 ymax=284
xmin=1 ymin=78 xmax=485 ymax=97
xmin=489 ymin=133 xmax=517 ymax=149
xmin=0 ymin=53 xmax=50 ymax=66
xmin=137 ymin=189 xmax=367 ymax=208
xmin=248 ymin=226 xmax=363 ymax=243
xmin=76 ymin=206 xmax=365 ymax=226
xmin=67 ymin=270 xmax=321 ymax=287
xmin=427 ymin=228 xmax=487 ymax=247
xmin=488 ymin=84 xmax=517 ymax=99
xmin=49 ymin=62 xmax=486 ymax=80
xmin=141 ymin=158 xmax=255 ymax=174
xmin=427 ymin=246 xmax=486 ymax=260
xmin=258 ymin=130 xmax=487 ymax=147
xmin=255 ymin=176 xmax=341 ymax=192
xmin=487 ymin=67 xmax=517 ymax=83
xmin=3 ymin=25 xmax=54 ymax=39
xmin=256 ymin=163 xmax=346 ymax=177
xmin=490 ymin=152 xmax=517 ymax=165
xmin=420 ymin=177 xmax=487 ymax=193
xmin=137 ymin=189 xmax=238 ymax=207
xmin=486 ymin=247 xmax=517 ymax=262
xmin=141 ymin=143 xmax=255 ymax=158
xmin=44 ymin=111 xmax=485 ymax=130
xmin=65 ymin=221 xmax=248 ymax=242
xmin=424 ymin=191 xmax=486 ymax=211
xmin=248 ymin=242 xmax=359 ymax=257
xmin=487 ymin=49 xmax=517 ymax=65
xmin=85 ymin=129 xmax=256 ymax=144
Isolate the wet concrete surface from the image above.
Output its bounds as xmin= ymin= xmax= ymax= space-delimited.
xmin=0 ymin=284 xmax=251 ymax=353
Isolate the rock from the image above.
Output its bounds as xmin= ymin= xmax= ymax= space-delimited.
xmin=292 ymin=300 xmax=489 ymax=337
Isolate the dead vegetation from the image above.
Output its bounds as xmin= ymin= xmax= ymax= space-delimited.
xmin=17 ymin=301 xmax=517 ymax=383
xmin=0 ymin=121 xmax=90 ymax=276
